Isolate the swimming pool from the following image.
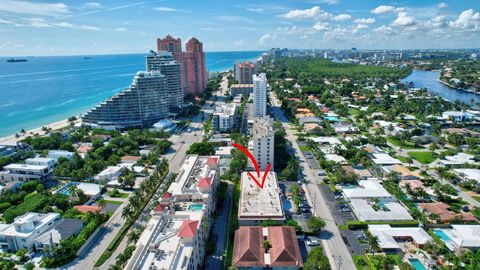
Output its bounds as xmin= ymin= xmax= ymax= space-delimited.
xmin=188 ymin=204 xmax=204 ymax=211
xmin=324 ymin=116 xmax=340 ymax=122
xmin=433 ymin=229 xmax=451 ymax=242
xmin=282 ymin=199 xmax=292 ymax=212
xmin=408 ymin=259 xmax=426 ymax=270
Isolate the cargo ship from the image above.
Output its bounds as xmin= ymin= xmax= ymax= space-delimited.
xmin=6 ymin=58 xmax=28 ymax=63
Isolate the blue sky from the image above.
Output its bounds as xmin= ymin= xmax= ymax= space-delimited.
xmin=0 ymin=0 xmax=479 ymax=56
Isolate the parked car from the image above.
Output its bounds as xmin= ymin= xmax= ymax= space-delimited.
xmin=301 ymin=208 xmax=311 ymax=214
xmin=297 ymin=180 xmax=303 ymax=185
xmin=318 ymin=171 xmax=326 ymax=176
xmin=299 ymin=203 xmax=310 ymax=208
xmin=306 ymin=239 xmax=319 ymax=246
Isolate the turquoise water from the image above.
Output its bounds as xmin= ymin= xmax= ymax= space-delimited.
xmin=0 ymin=51 xmax=262 ymax=137
xmin=408 ymin=259 xmax=427 ymax=270
xmin=433 ymin=229 xmax=451 ymax=242
xmin=188 ymin=204 xmax=204 ymax=211
xmin=324 ymin=116 xmax=340 ymax=122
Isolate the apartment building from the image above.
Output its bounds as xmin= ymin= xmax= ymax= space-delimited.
xmin=253 ymin=73 xmax=267 ymax=118
xmin=128 ymin=155 xmax=220 ymax=270
xmin=212 ymin=103 xmax=237 ymax=133
xmin=0 ymin=163 xmax=53 ymax=182
xmin=234 ymin=61 xmax=255 ymax=84
xmin=25 ymin=157 xmax=56 ymax=170
xmin=249 ymin=117 xmax=274 ymax=171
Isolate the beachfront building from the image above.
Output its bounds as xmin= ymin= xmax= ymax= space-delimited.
xmin=146 ymin=50 xmax=183 ymax=111
xmin=233 ymin=226 xmax=303 ymax=269
xmin=249 ymin=117 xmax=274 ymax=171
xmin=25 ymin=157 xmax=56 ymax=170
xmin=253 ymin=73 xmax=267 ymax=117
xmin=234 ymin=61 xmax=256 ymax=84
xmin=157 ymin=35 xmax=188 ymax=95
xmin=184 ymin=38 xmax=207 ymax=96
xmin=238 ymin=171 xmax=284 ymax=226
xmin=82 ymin=70 xmax=171 ymax=129
xmin=212 ymin=103 xmax=237 ymax=133
xmin=127 ymin=155 xmax=220 ymax=270
xmin=0 ymin=212 xmax=61 ymax=251
xmin=0 ymin=163 xmax=53 ymax=182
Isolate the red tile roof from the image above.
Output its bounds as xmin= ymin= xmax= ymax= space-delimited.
xmin=74 ymin=205 xmax=101 ymax=213
xmin=233 ymin=226 xmax=303 ymax=268
xmin=121 ymin=155 xmax=141 ymax=163
xmin=154 ymin=203 xmax=169 ymax=212
xmin=207 ymin=157 xmax=218 ymax=167
xmin=268 ymin=227 xmax=303 ymax=267
xmin=177 ymin=220 xmax=199 ymax=238
xmin=197 ymin=177 xmax=212 ymax=188
xmin=233 ymin=227 xmax=264 ymax=267
xmin=77 ymin=145 xmax=93 ymax=153
xmin=162 ymin=192 xmax=172 ymax=199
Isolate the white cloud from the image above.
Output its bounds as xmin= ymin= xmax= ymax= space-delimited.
xmin=426 ymin=15 xmax=447 ymax=29
xmin=371 ymin=5 xmax=403 ymax=15
xmin=355 ymin=24 xmax=368 ymax=30
xmin=313 ymin=22 xmax=329 ymax=31
xmin=115 ymin=27 xmax=127 ymax=32
xmin=373 ymin=25 xmax=396 ymax=35
xmin=354 ymin=18 xmax=375 ymax=24
xmin=333 ymin=14 xmax=351 ymax=21
xmin=259 ymin=33 xmax=276 ymax=45
xmin=448 ymin=9 xmax=480 ymax=31
xmin=282 ymin=6 xmax=331 ymax=20
xmin=0 ymin=0 xmax=69 ymax=17
xmin=437 ymin=2 xmax=448 ymax=9
xmin=155 ymin=7 xmax=186 ymax=12
xmin=80 ymin=25 xmax=100 ymax=31
xmin=0 ymin=41 xmax=24 ymax=50
xmin=84 ymin=2 xmax=102 ymax=9
xmin=391 ymin=12 xmax=416 ymax=27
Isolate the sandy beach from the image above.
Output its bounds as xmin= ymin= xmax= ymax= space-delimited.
xmin=0 ymin=117 xmax=78 ymax=146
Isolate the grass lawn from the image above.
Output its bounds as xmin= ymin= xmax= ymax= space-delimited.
xmin=104 ymin=200 xmax=123 ymax=205
xmin=387 ymin=137 xmax=422 ymax=149
xmin=407 ymin=151 xmax=437 ymax=164
xmin=349 ymin=108 xmax=359 ymax=116
xmin=299 ymin=145 xmax=310 ymax=151
xmin=473 ymin=196 xmax=480 ymax=202
xmin=353 ymin=254 xmax=403 ymax=270
xmin=111 ymin=192 xmax=129 ymax=198
xmin=396 ymin=155 xmax=410 ymax=163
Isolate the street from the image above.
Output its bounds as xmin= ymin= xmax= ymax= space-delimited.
xmin=270 ymin=92 xmax=356 ymax=270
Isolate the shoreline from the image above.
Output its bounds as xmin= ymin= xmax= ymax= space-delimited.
xmin=0 ymin=117 xmax=77 ymax=146
xmin=437 ymin=78 xmax=480 ymax=95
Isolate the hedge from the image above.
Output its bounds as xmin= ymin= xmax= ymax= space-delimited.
xmin=347 ymin=220 xmax=419 ymax=230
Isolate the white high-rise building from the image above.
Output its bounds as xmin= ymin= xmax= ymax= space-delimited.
xmin=249 ymin=117 xmax=274 ymax=171
xmin=253 ymin=73 xmax=267 ymax=118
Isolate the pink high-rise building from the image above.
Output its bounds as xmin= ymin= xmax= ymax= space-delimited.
xmin=184 ymin=37 xmax=207 ymax=96
xmin=156 ymin=35 xmax=207 ymax=97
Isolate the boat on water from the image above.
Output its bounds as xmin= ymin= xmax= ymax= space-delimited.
xmin=84 ymin=56 xmax=91 ymax=59
xmin=6 ymin=58 xmax=28 ymax=63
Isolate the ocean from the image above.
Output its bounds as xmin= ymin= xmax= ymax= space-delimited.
xmin=0 ymin=51 xmax=262 ymax=137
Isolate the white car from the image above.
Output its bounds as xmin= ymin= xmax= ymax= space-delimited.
xmin=306 ymin=239 xmax=319 ymax=246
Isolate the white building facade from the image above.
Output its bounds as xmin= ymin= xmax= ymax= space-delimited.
xmin=253 ymin=73 xmax=267 ymax=118
xmin=249 ymin=117 xmax=274 ymax=171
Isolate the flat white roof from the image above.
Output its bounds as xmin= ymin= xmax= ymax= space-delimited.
xmin=441 ymin=225 xmax=480 ymax=250
xmin=238 ymin=172 xmax=284 ymax=221
xmin=325 ymin=154 xmax=346 ymax=163
xmin=215 ymin=146 xmax=233 ymax=156
xmin=441 ymin=153 xmax=476 ymax=165
xmin=4 ymin=163 xmax=48 ymax=171
xmin=453 ymin=169 xmax=480 ymax=183
xmin=342 ymin=179 xmax=393 ymax=199
xmin=310 ymin=137 xmax=342 ymax=145
xmin=76 ymin=182 xmax=102 ymax=196
xmin=368 ymin=225 xmax=431 ymax=249
xmin=371 ymin=153 xmax=402 ymax=165
xmin=350 ymin=199 xmax=413 ymax=221
xmin=25 ymin=157 xmax=55 ymax=163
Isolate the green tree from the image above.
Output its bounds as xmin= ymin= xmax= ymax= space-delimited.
xmin=186 ymin=142 xmax=215 ymax=155
xmin=262 ymin=240 xmax=272 ymax=252
xmin=307 ymin=216 xmax=326 ymax=234
xmin=304 ymin=246 xmax=330 ymax=269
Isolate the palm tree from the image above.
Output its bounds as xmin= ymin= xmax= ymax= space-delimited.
xmin=98 ymin=199 xmax=107 ymax=211
xmin=121 ymin=205 xmax=133 ymax=220
xmin=263 ymin=240 xmax=272 ymax=252
xmin=68 ymin=185 xmax=79 ymax=200
xmin=367 ymin=232 xmax=380 ymax=254
xmin=127 ymin=230 xmax=141 ymax=244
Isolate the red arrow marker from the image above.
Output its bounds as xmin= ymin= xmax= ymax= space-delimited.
xmin=233 ymin=143 xmax=272 ymax=189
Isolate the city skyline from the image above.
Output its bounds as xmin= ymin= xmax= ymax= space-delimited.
xmin=0 ymin=0 xmax=479 ymax=56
